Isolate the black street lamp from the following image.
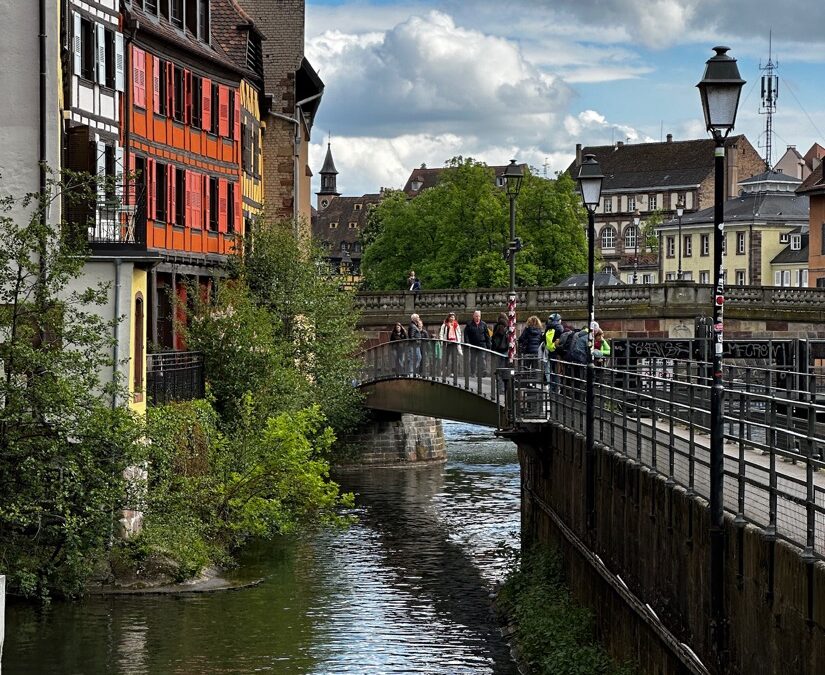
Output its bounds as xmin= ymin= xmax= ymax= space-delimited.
xmin=676 ymin=199 xmax=685 ymax=280
xmin=576 ymin=153 xmax=603 ymax=532
xmin=504 ymin=160 xmax=524 ymax=362
xmin=697 ymin=45 xmax=745 ymax=669
xmin=632 ymin=209 xmax=641 ymax=284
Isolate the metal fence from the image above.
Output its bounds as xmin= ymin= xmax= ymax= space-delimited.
xmin=146 ymin=351 xmax=205 ymax=406
xmin=358 ymin=339 xmax=508 ymax=404
xmin=504 ymin=355 xmax=825 ymax=559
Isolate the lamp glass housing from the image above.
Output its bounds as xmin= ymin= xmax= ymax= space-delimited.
xmin=576 ymin=155 xmax=603 ymax=209
xmin=504 ymin=159 xmax=524 ymax=198
xmin=697 ymin=46 xmax=745 ymax=134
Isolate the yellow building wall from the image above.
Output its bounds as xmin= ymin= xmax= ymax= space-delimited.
xmin=128 ymin=268 xmax=148 ymax=416
xmin=240 ymin=80 xmax=263 ymax=223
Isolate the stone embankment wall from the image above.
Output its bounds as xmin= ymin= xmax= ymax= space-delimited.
xmin=339 ymin=412 xmax=445 ymax=467
xmin=518 ymin=426 xmax=825 ymax=675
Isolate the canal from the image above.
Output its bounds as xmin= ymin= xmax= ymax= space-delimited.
xmin=3 ymin=422 xmax=521 ymax=674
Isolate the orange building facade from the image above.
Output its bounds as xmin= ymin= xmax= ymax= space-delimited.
xmin=123 ymin=4 xmax=245 ymax=349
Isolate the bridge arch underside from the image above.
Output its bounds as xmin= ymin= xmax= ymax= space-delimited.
xmin=359 ymin=379 xmax=501 ymax=427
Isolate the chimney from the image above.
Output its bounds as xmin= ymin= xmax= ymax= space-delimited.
xmin=617 ymin=141 xmax=624 ymax=148
xmin=575 ymin=143 xmax=582 ymax=166
xmin=667 ymin=134 xmax=673 ymax=143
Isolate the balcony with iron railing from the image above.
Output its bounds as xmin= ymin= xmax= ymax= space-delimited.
xmin=146 ymin=351 xmax=205 ymax=406
xmin=87 ymin=194 xmax=147 ymax=255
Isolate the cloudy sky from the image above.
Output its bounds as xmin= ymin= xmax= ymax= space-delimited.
xmin=306 ymin=0 xmax=825 ymax=197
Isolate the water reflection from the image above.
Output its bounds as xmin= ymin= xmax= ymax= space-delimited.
xmin=4 ymin=422 xmax=519 ymax=674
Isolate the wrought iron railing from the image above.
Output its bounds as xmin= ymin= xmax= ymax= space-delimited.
xmin=357 ymin=339 xmax=508 ymax=404
xmin=146 ymin=351 xmax=205 ymax=406
xmin=88 ymin=198 xmax=146 ymax=248
xmin=504 ymin=355 xmax=825 ymax=559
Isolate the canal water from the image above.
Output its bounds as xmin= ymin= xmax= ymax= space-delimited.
xmin=3 ymin=422 xmax=521 ymax=674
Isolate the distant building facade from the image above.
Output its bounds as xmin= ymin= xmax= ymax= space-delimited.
xmin=567 ymin=135 xmax=765 ymax=282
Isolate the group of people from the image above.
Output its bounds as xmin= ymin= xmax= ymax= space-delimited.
xmin=387 ymin=309 xmax=611 ymax=382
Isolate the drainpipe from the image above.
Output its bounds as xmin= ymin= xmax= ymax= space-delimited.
xmin=112 ymin=259 xmax=122 ymax=409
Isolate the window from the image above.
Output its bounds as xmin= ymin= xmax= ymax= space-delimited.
xmin=627 ymin=195 xmax=636 ymax=212
xmin=170 ymin=0 xmax=184 ymax=28
xmin=701 ymin=233 xmax=709 ymax=256
xmin=227 ymin=182 xmax=235 ymax=233
xmin=699 ymin=271 xmax=709 ymax=284
xmin=682 ymin=271 xmax=693 ymax=281
xmin=199 ymin=0 xmax=210 ymax=42
xmin=155 ymin=163 xmax=167 ymax=222
xmin=722 ymin=237 xmax=727 ymax=255
xmin=736 ymin=231 xmax=745 ymax=254
xmin=191 ymin=75 xmax=202 ymax=128
xmin=735 ymin=270 xmax=746 ymax=285
xmin=208 ymin=177 xmax=218 ymax=230
xmin=779 ymin=232 xmax=790 ymax=244
xmin=648 ymin=194 xmax=657 ymax=210
xmin=155 ymin=58 xmax=167 ymax=115
xmin=210 ymin=83 xmax=219 ymax=133
xmin=133 ymin=294 xmax=144 ymax=395
xmin=80 ymin=17 xmax=94 ymax=80
xmin=329 ymin=222 xmax=338 ymax=229
xmin=228 ymin=91 xmax=235 ymax=138
xmin=683 ymin=234 xmax=692 ymax=257
xmin=175 ymin=168 xmax=185 ymax=225
xmin=145 ymin=0 xmax=158 ymax=13
xmin=349 ymin=222 xmax=358 ymax=229
xmin=791 ymin=234 xmax=802 ymax=251
xmin=241 ymin=122 xmax=252 ymax=172
xmin=602 ymin=196 xmax=612 ymax=213
xmin=600 ymin=226 xmax=616 ymax=249
xmin=104 ymin=144 xmax=116 ymax=200
xmin=623 ymin=225 xmax=637 ymax=250
xmin=354 ymin=203 xmax=362 ymax=211
xmin=173 ymin=66 xmax=184 ymax=122
xmin=802 ymin=269 xmax=809 ymax=287
xmin=104 ymin=29 xmax=116 ymax=88
xmin=783 ymin=270 xmax=791 ymax=286
xmin=666 ymin=272 xmax=675 ymax=281
xmin=642 ymin=274 xmax=652 ymax=284
xmin=666 ymin=236 xmax=675 ymax=258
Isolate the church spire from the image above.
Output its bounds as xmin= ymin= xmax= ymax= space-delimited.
xmin=317 ymin=141 xmax=340 ymax=210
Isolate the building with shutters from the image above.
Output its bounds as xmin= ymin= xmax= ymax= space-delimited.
xmin=122 ymin=0 xmax=245 ymax=350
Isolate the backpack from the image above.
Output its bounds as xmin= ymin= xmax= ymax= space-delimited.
xmin=568 ymin=330 xmax=589 ymax=364
xmin=555 ymin=329 xmax=575 ymax=359
xmin=492 ymin=325 xmax=508 ymax=352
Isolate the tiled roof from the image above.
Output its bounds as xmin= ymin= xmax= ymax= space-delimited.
xmin=559 ymin=272 xmax=623 ymax=287
xmin=740 ymin=170 xmax=801 ymax=185
xmin=210 ymin=0 xmax=260 ymax=80
xmin=125 ymin=4 xmax=245 ymax=77
xmin=660 ymin=190 xmax=809 ymax=228
xmin=567 ymin=137 xmax=749 ymax=192
xmin=312 ymin=195 xmax=382 ymax=258
xmin=797 ymin=162 xmax=825 ymax=194
xmin=771 ymin=236 xmax=809 ymax=265
xmin=402 ymin=163 xmax=528 ymax=196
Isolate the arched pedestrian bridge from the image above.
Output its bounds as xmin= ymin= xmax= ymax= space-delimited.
xmin=356 ymin=340 xmax=508 ymax=427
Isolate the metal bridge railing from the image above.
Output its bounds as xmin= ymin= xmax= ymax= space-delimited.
xmin=357 ymin=339 xmax=508 ymax=405
xmin=504 ymin=356 xmax=825 ymax=559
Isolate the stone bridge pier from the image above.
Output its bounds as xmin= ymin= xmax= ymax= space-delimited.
xmin=337 ymin=411 xmax=446 ymax=468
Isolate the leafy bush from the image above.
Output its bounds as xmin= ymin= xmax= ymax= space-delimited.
xmin=499 ymin=546 xmax=636 ymax=675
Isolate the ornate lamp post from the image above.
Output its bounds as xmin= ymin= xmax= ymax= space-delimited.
xmin=632 ymin=209 xmax=641 ymax=284
xmin=503 ymin=160 xmax=524 ymax=362
xmin=697 ymin=45 xmax=745 ymax=669
xmin=676 ymin=199 xmax=685 ymax=279
xmin=576 ymin=154 xmax=603 ymax=531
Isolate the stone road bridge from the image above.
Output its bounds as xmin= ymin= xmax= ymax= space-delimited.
xmin=356 ymin=337 xmax=825 ymax=674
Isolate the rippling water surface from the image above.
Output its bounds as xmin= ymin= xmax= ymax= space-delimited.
xmin=4 ymin=422 xmax=520 ymax=674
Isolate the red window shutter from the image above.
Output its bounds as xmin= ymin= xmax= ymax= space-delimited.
xmin=152 ymin=56 xmax=161 ymax=113
xmin=184 ymin=171 xmax=192 ymax=227
xmin=202 ymin=175 xmax=210 ymax=229
xmin=234 ymin=180 xmax=242 ymax=234
xmin=202 ymin=78 xmax=211 ymax=132
xmin=233 ymin=90 xmax=241 ymax=141
xmin=168 ymin=167 xmax=176 ymax=225
xmin=184 ymin=70 xmax=192 ymax=125
xmin=191 ymin=172 xmax=201 ymax=228
xmin=218 ymin=179 xmax=228 ymax=232
xmin=166 ymin=62 xmax=174 ymax=118
xmin=147 ymin=158 xmax=156 ymax=220
xmin=133 ymin=48 xmax=146 ymax=108
xmin=218 ymin=85 xmax=229 ymax=137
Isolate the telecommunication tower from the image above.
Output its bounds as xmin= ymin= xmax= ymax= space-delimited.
xmin=759 ymin=33 xmax=779 ymax=170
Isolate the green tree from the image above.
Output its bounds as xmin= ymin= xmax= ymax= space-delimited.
xmin=0 ymin=173 xmax=143 ymax=599
xmin=640 ymin=209 xmax=662 ymax=253
xmin=361 ymin=158 xmax=587 ymax=290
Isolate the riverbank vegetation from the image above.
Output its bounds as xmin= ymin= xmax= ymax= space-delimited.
xmin=499 ymin=545 xmax=635 ymax=675
xmin=114 ymin=221 xmax=362 ymax=586
xmin=360 ymin=158 xmax=588 ymax=290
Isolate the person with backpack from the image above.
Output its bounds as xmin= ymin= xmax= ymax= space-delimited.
xmin=408 ymin=313 xmax=424 ymax=375
xmin=491 ymin=312 xmax=509 ymax=357
xmin=543 ymin=313 xmax=564 ymax=390
xmin=518 ymin=315 xmax=544 ymax=362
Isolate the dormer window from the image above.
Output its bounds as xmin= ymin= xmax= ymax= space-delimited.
xmin=410 ymin=177 xmax=423 ymax=191
xmin=354 ymin=203 xmax=362 ymax=211
xmin=779 ymin=232 xmax=790 ymax=244
xmin=247 ymin=32 xmax=263 ymax=76
xmin=791 ymin=234 xmax=802 ymax=251
xmin=329 ymin=222 xmax=338 ymax=229
xmin=496 ymin=176 xmax=506 ymax=188
xmin=145 ymin=0 xmax=158 ymax=14
xmin=349 ymin=222 xmax=358 ymax=229
xmin=170 ymin=0 xmax=183 ymax=29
